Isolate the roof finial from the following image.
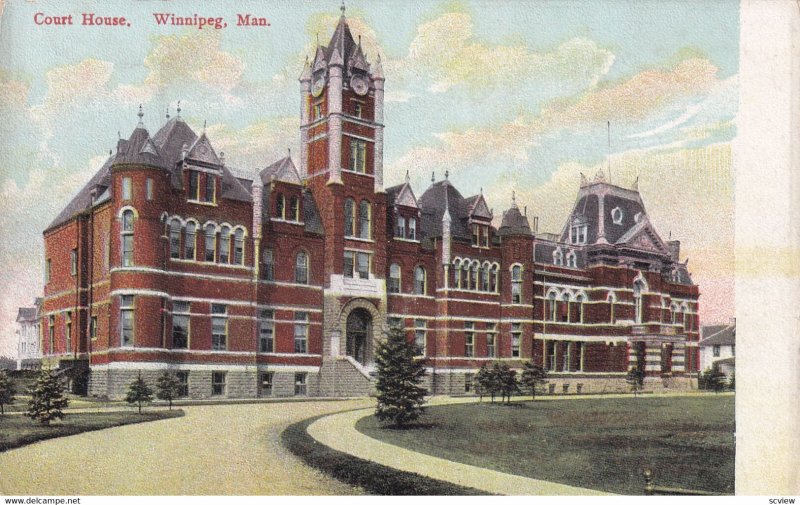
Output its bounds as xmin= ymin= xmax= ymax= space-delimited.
xmin=137 ymin=104 xmax=144 ymax=124
xmin=341 ymin=0 xmax=346 ymax=16
xmin=288 ymin=147 xmax=292 ymax=157
xmin=405 ymin=170 xmax=410 ymax=184
xmin=203 ymin=119 xmax=207 ymax=133
xmin=165 ymin=106 xmax=170 ymax=119
xmin=445 ymin=169 xmax=449 ymax=180
xmin=316 ymin=32 xmax=319 ymax=46
xmin=176 ymin=100 xmax=182 ymax=116
xmin=512 ymin=190 xmax=516 ymax=205
xmin=431 ymin=171 xmax=435 ymax=184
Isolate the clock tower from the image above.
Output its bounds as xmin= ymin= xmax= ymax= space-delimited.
xmin=299 ymin=7 xmax=388 ymax=369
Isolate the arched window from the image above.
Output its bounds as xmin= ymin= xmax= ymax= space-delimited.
xmin=462 ymin=262 xmax=470 ymax=290
xmin=553 ymin=248 xmax=563 ymax=266
xmin=470 ymin=261 xmax=479 ymax=291
xmin=633 ymin=279 xmax=646 ymax=323
xmin=344 ymin=198 xmax=355 ymax=237
xmin=481 ymin=263 xmax=490 ymax=291
xmin=276 ymin=193 xmax=285 ymax=220
xmin=295 ymin=251 xmax=309 ymax=284
xmin=359 ymin=200 xmax=371 ymax=239
xmin=575 ymin=293 xmax=586 ymax=323
xmin=566 ymin=250 xmax=577 ymax=268
xmin=204 ymin=224 xmax=216 ymax=262
xmin=671 ymin=303 xmax=679 ymax=324
xmin=388 ymin=263 xmax=401 ymax=293
xmin=121 ymin=210 xmax=135 ymax=266
xmin=414 ymin=266 xmax=426 ymax=295
xmin=233 ymin=228 xmax=244 ymax=265
xmin=547 ymin=291 xmax=558 ymax=321
xmin=169 ymin=219 xmax=181 ymax=259
xmin=491 ymin=264 xmax=499 ymax=292
xmin=453 ymin=259 xmax=462 ymax=289
xmin=511 ymin=265 xmax=522 ymax=303
xmin=607 ymin=291 xmax=617 ymax=323
xmin=184 ymin=222 xmax=196 ymax=260
xmin=409 ymin=218 xmax=417 ymax=240
xmin=289 ymin=196 xmax=300 ymax=221
xmin=219 ymin=225 xmax=231 ymax=263
xmin=262 ymin=249 xmax=274 ymax=281
xmin=682 ymin=303 xmax=690 ymax=330
xmin=396 ymin=215 xmax=406 ymax=238
xmin=560 ymin=292 xmax=570 ymax=322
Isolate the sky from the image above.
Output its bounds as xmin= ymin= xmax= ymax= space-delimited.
xmin=0 ymin=0 xmax=738 ymax=357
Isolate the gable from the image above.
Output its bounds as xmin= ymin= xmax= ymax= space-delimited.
xmin=187 ymin=134 xmax=221 ymax=166
xmin=616 ymin=221 xmax=668 ymax=254
xmin=395 ymin=183 xmax=418 ymax=208
xmin=469 ymin=195 xmax=492 ymax=220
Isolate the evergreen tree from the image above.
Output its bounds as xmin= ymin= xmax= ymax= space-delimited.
xmin=0 ymin=370 xmax=15 ymax=415
xmin=626 ymin=367 xmax=645 ymax=396
xmin=728 ymin=371 xmax=735 ymax=391
xmin=477 ymin=364 xmax=501 ymax=403
xmin=497 ymin=363 xmax=521 ymax=404
xmin=374 ymin=328 xmax=428 ymax=427
xmin=520 ymin=361 xmax=549 ymax=400
xmin=474 ymin=364 xmax=490 ymax=402
xmin=701 ymin=366 xmax=727 ymax=393
xmin=27 ymin=368 xmax=69 ymax=425
xmin=156 ymin=372 xmax=181 ymax=410
xmin=125 ymin=373 xmax=154 ymax=414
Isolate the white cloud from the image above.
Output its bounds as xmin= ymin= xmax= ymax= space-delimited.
xmin=628 ymin=103 xmax=703 ymax=139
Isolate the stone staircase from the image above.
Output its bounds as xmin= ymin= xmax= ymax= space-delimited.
xmin=318 ymin=356 xmax=376 ymax=397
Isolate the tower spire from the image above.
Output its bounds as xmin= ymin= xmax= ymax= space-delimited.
xmin=137 ymin=104 xmax=144 ymax=126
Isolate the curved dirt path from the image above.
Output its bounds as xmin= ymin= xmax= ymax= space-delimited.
xmin=0 ymin=400 xmax=371 ymax=495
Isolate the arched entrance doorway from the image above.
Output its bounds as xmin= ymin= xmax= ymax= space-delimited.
xmin=346 ymin=308 xmax=372 ymax=365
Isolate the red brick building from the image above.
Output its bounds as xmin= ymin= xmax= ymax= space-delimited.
xmin=41 ymin=13 xmax=699 ymax=399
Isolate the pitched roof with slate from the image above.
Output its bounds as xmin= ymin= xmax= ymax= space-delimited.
xmin=260 ymin=156 xmax=302 ymax=185
xmin=499 ymin=203 xmax=532 ymax=236
xmin=47 ymin=153 xmax=114 ymax=231
xmin=16 ymin=307 xmax=37 ymax=323
xmin=113 ymin=122 xmax=167 ymax=169
xmin=418 ymin=180 xmax=472 ymax=240
xmin=699 ymin=324 xmax=736 ymax=347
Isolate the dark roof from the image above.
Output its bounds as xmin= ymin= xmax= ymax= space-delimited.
xmin=219 ymin=166 xmax=252 ymax=202
xmin=260 ymin=156 xmax=301 ymax=185
xmin=47 ymin=154 xmax=114 ymax=230
xmin=324 ymin=15 xmax=357 ymax=64
xmin=701 ymin=324 xmax=728 ymax=339
xmin=386 ymin=183 xmax=404 ymax=205
xmin=699 ymin=325 xmax=735 ymax=347
xmin=418 ymin=180 xmax=471 ymax=240
xmin=499 ymin=205 xmax=532 ymax=236
xmin=715 ymin=357 xmax=735 ymax=366
xmin=16 ymin=307 xmax=37 ymax=323
xmin=113 ymin=124 xmax=167 ymax=169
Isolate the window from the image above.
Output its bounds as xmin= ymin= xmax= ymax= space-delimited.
xmin=546 ymin=292 xmax=558 ymax=321
xmin=260 ymin=372 xmax=274 ymax=397
xmin=359 ymin=200 xmax=371 ymax=239
xmin=176 ymin=371 xmax=189 ymax=397
xmin=344 ymin=198 xmax=356 ymax=236
xmin=486 ymin=323 xmax=497 ymax=358
xmin=184 ymin=222 xmax=196 ymax=260
xmin=553 ymin=248 xmax=563 ymax=266
xmin=356 ymin=251 xmax=370 ymax=279
xmin=65 ymin=312 xmax=72 ymax=353
xmin=414 ymin=319 xmax=426 ymax=356
xmin=295 ymin=252 xmax=309 ymax=284
xmin=313 ymin=103 xmax=322 ymax=120
xmin=633 ymin=280 xmax=645 ymax=323
xmin=414 ymin=266 xmax=426 ymax=295
xmin=611 ymin=207 xmax=623 ymax=224
xmin=574 ymin=294 xmax=586 ymax=323
xmin=120 ymin=295 xmax=134 ymax=347
xmin=570 ymin=219 xmax=587 ymax=245
xmin=46 ymin=259 xmax=51 ymax=283
xmin=481 ymin=265 xmax=490 ymax=292
xmin=464 ymin=322 xmax=474 ymax=357
xmin=545 ymin=341 xmax=556 ymax=371
xmin=453 ymin=260 xmax=462 ymax=289
xmin=566 ymin=250 xmax=577 ymax=268
xmin=491 ymin=264 xmax=499 ymax=292
xmin=511 ymin=265 xmax=522 ymax=303
xmin=472 ymin=224 xmax=480 ymax=246
xmin=396 ymin=216 xmax=406 ymax=238
xmin=294 ymin=312 xmax=309 ymax=353
xmin=48 ymin=316 xmax=55 ymax=352
xmin=276 ymin=193 xmax=285 ymax=219
xmin=212 ymin=372 xmax=226 ymax=396
xmin=608 ymin=292 xmax=617 ymax=323
xmin=211 ymin=304 xmax=227 ymax=351
xmin=388 ymin=264 xmax=401 ymax=293
xmin=90 ymin=316 xmax=97 ymax=341
xmin=713 ymin=345 xmax=720 ymax=357
xmin=470 ymin=263 xmax=478 ymax=291
xmin=172 ymin=301 xmax=190 ymax=349
xmin=263 ymin=249 xmax=274 ymax=280
xmin=121 ymin=210 xmax=135 ymax=266
xmin=353 ymin=102 xmax=363 ymax=118
xmin=122 ymin=177 xmax=132 ymax=200
xmin=169 ymin=220 xmax=182 ymax=259
xmin=204 ymin=224 xmax=216 ymax=262
xmin=219 ymin=225 xmax=231 ymax=263
xmin=294 ymin=373 xmax=308 ymax=395
xmin=205 ymin=175 xmax=216 ymax=203
xmin=188 ymin=171 xmax=199 ymax=200
xmin=511 ymin=323 xmax=521 ymax=357
xmin=289 ymin=197 xmax=300 ymax=222
xmin=70 ymin=249 xmax=78 ymax=276
xmin=233 ymin=229 xmax=244 ymax=265
xmin=259 ymin=309 xmax=274 ymax=353
xmin=349 ymin=140 xmax=366 ymax=173
xmin=146 ymin=178 xmax=154 ymax=200
xmin=465 ymin=373 xmax=474 ymax=393
xmin=560 ymin=293 xmax=570 ymax=322
xmin=408 ymin=218 xmax=417 ymax=240
xmin=388 ymin=317 xmax=403 ymax=330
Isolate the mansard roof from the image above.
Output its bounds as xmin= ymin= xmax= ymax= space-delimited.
xmin=418 ymin=179 xmax=472 ymax=240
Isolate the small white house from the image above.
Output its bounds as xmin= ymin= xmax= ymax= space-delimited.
xmin=699 ymin=319 xmax=735 ymax=378
xmin=15 ymin=298 xmax=42 ymax=370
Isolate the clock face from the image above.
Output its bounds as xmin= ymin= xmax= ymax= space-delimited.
xmin=311 ymin=77 xmax=325 ymax=97
xmin=351 ymin=75 xmax=368 ymax=96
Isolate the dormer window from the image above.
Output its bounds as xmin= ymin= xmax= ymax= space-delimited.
xmin=569 ymin=219 xmax=587 ymax=245
xmin=204 ymin=175 xmax=216 ymax=203
xmin=276 ymin=194 xmax=285 ymax=219
xmin=611 ymin=207 xmax=624 ymax=225
xmin=289 ymin=196 xmax=300 ymax=222
xmin=553 ymin=248 xmax=564 ymax=266
xmin=409 ymin=218 xmax=417 ymax=240
xmin=396 ymin=216 xmax=406 ymax=238
xmin=566 ymin=250 xmax=577 ymax=268
xmin=188 ymin=171 xmax=199 ymax=201
xmin=472 ymin=224 xmax=489 ymax=247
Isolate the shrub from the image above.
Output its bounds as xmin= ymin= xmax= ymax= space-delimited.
xmin=125 ymin=373 xmax=154 ymax=414
xmin=27 ymin=368 xmax=69 ymax=425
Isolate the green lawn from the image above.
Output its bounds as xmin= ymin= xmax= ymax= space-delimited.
xmin=356 ymin=395 xmax=734 ymax=495
xmin=0 ymin=410 xmax=184 ymax=452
